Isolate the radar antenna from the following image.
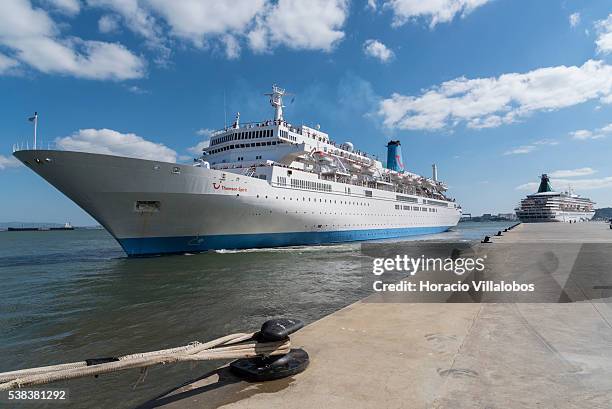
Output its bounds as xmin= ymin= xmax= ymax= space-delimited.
xmin=265 ymin=84 xmax=292 ymax=121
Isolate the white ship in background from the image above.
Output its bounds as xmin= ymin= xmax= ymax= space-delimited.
xmin=515 ymin=174 xmax=595 ymax=223
xmin=14 ymin=85 xmax=461 ymax=256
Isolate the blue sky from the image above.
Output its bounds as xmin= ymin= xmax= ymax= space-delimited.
xmin=1 ymin=0 xmax=611 ymax=224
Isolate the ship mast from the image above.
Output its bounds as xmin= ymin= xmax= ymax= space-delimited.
xmin=265 ymin=85 xmax=286 ymax=121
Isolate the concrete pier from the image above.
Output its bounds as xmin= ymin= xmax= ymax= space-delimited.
xmin=144 ymin=223 xmax=612 ymax=409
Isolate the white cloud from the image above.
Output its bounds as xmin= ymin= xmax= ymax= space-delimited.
xmin=148 ymin=0 xmax=264 ymax=45
xmin=88 ymin=0 xmax=170 ymax=62
xmin=363 ymin=39 xmax=394 ymax=63
xmin=88 ymin=0 xmax=158 ymax=39
xmin=504 ymin=138 xmax=559 ymax=155
xmin=98 ymin=14 xmax=120 ymax=34
xmin=533 ymin=139 xmax=559 ymax=146
xmin=248 ymin=0 xmax=348 ymax=53
xmin=188 ymin=140 xmax=210 ymax=155
xmin=0 ymin=155 xmax=21 ymax=170
xmin=126 ymin=85 xmax=149 ymax=94
xmin=517 ymin=176 xmax=612 ymax=191
xmin=569 ymin=12 xmax=580 ymax=28
xmin=570 ymin=129 xmax=593 ymax=140
xmin=45 ymin=0 xmax=80 ymax=15
xmin=515 ymin=182 xmax=538 ymax=191
xmin=196 ymin=128 xmax=214 ymax=137
xmin=549 ymin=168 xmax=596 ymax=178
xmin=222 ymin=34 xmax=241 ymax=59
xmin=600 ymin=123 xmax=612 ymax=133
xmin=504 ymin=145 xmax=535 ymax=155
xmin=595 ymin=14 xmax=612 ymax=54
xmin=0 ymin=53 xmax=20 ymax=73
xmin=88 ymin=0 xmax=348 ymax=59
xmin=378 ymin=60 xmax=612 ymax=131
xmin=382 ymin=0 xmax=491 ymax=28
xmin=0 ymin=0 xmax=145 ymax=80
xmin=570 ymin=122 xmax=612 ymax=140
xmin=367 ymin=0 xmax=377 ymax=11
xmin=55 ymin=129 xmax=177 ymax=162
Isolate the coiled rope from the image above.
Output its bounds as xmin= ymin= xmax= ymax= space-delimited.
xmin=0 ymin=332 xmax=290 ymax=391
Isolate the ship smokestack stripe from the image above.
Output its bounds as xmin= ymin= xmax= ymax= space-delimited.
xmin=386 ymin=141 xmax=404 ymax=172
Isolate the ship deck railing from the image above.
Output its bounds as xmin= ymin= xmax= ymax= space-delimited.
xmin=212 ymin=161 xmax=452 ymax=202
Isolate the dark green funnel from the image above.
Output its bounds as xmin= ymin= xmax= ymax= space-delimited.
xmin=537 ymin=174 xmax=553 ymax=193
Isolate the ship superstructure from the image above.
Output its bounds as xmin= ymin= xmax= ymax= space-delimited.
xmin=515 ymin=174 xmax=595 ymax=223
xmin=14 ymin=85 xmax=461 ymax=256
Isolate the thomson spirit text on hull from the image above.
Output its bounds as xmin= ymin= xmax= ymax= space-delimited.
xmin=14 ymin=85 xmax=461 ymax=256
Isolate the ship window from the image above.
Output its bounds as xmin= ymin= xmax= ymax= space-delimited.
xmin=365 ymin=190 xmax=372 ymax=197
xmin=172 ymin=166 xmax=181 ymax=174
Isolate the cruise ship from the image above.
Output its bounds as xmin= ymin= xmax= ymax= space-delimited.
xmin=13 ymin=85 xmax=462 ymax=256
xmin=515 ymin=174 xmax=595 ymax=223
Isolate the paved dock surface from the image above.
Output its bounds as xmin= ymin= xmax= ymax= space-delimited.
xmin=143 ymin=223 xmax=612 ymax=409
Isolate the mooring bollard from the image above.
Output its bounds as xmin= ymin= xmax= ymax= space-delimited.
xmin=481 ymin=235 xmax=491 ymax=243
xmin=230 ymin=318 xmax=309 ymax=381
xmin=495 ymin=230 xmax=502 ymax=236
xmin=0 ymin=318 xmax=306 ymax=391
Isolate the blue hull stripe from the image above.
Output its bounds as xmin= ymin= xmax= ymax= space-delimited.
xmin=117 ymin=226 xmax=453 ymax=256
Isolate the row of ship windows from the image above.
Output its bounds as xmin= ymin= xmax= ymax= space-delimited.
xmin=249 ymin=210 xmax=438 ymax=218
xmin=275 ymin=179 xmax=444 ymax=208
xmin=209 ymin=140 xmax=285 ymax=155
xmin=254 ymin=194 xmax=371 ymax=206
xmin=395 ymin=205 xmax=438 ymax=213
xmin=285 ymin=178 xmax=332 ymax=192
xmin=236 ymin=156 xmax=262 ymax=161
xmin=300 ymin=225 xmax=432 ymax=230
xmin=286 ymin=211 xmax=436 ymax=217
xmin=280 ymin=130 xmax=297 ymax=141
xmin=211 ymin=129 xmax=274 ymax=146
xmin=248 ymin=194 xmax=442 ymax=213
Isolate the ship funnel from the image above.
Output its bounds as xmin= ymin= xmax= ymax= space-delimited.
xmin=432 ymin=164 xmax=438 ymax=182
xmin=537 ymin=174 xmax=553 ymax=193
xmin=386 ymin=141 xmax=404 ymax=172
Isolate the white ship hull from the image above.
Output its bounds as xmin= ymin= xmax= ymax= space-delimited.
xmin=516 ymin=211 xmax=595 ymax=223
xmin=14 ymin=150 xmax=461 ymax=256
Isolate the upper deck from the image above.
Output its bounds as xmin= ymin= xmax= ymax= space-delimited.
xmin=196 ymin=85 xmax=452 ymax=203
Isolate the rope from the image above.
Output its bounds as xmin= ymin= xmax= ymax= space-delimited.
xmin=0 ymin=332 xmax=289 ymax=391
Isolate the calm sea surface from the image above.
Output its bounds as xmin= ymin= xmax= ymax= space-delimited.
xmin=0 ymin=221 xmax=513 ymax=408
